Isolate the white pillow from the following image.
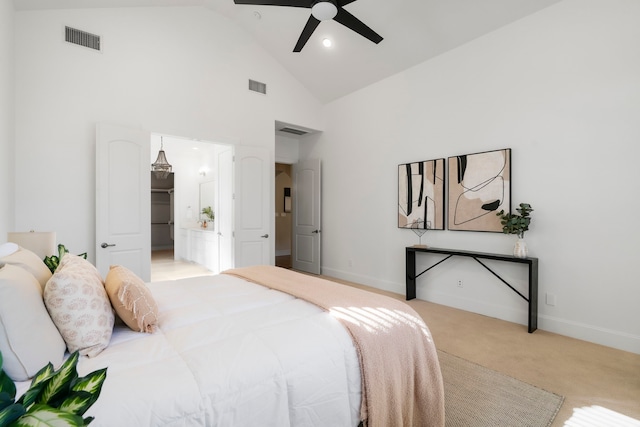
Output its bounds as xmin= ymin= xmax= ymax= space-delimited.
xmin=0 ymin=242 xmax=19 ymax=258
xmin=0 ymin=264 xmax=66 ymax=381
xmin=44 ymin=253 xmax=114 ymax=357
xmin=1 ymin=246 xmax=52 ymax=290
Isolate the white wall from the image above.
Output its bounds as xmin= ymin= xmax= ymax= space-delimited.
xmin=302 ymin=0 xmax=640 ymax=353
xmin=275 ymin=134 xmax=300 ymax=164
xmin=0 ymin=2 xmax=14 ymax=238
xmin=13 ymin=6 xmax=323 ymax=260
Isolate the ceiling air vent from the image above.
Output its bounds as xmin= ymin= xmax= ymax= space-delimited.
xmin=279 ymin=127 xmax=309 ymax=136
xmin=248 ymin=79 xmax=267 ymax=95
xmin=65 ymin=26 xmax=101 ymax=51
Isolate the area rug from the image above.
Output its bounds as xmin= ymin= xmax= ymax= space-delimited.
xmin=438 ymin=350 xmax=564 ymax=427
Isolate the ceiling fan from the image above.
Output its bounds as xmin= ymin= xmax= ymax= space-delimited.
xmin=233 ymin=0 xmax=383 ymax=52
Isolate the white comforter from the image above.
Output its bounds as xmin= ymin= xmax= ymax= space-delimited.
xmin=17 ymin=274 xmax=362 ymax=427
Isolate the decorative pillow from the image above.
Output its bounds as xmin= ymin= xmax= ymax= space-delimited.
xmin=44 ymin=253 xmax=114 ymax=357
xmin=0 ymin=242 xmax=19 ymax=258
xmin=1 ymin=246 xmax=52 ymax=290
xmin=104 ymin=265 xmax=158 ymax=333
xmin=0 ymin=264 xmax=66 ymax=381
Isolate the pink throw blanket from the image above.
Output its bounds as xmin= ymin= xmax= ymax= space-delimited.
xmin=223 ymin=266 xmax=444 ymax=427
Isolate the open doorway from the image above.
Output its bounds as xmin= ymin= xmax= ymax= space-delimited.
xmin=149 ymin=134 xmax=233 ymax=279
xmin=275 ymin=163 xmax=292 ymax=269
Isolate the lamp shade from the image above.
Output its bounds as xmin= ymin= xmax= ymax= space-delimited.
xmin=311 ymin=1 xmax=337 ymax=21
xmin=7 ymin=231 xmax=56 ymax=258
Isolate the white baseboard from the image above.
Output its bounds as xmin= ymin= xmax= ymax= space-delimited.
xmin=321 ymin=266 xmax=640 ymax=355
xmin=538 ymin=315 xmax=640 ymax=355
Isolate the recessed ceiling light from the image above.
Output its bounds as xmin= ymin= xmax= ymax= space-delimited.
xmin=322 ymin=38 xmax=332 ymax=48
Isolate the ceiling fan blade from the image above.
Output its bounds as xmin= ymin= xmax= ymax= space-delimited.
xmin=233 ymin=0 xmax=311 ymax=7
xmin=333 ymin=7 xmax=383 ymax=44
xmin=293 ymin=15 xmax=321 ymax=52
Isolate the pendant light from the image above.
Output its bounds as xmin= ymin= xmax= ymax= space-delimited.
xmin=152 ymin=137 xmax=172 ymax=179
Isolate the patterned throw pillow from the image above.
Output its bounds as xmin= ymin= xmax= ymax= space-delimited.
xmin=44 ymin=253 xmax=114 ymax=356
xmin=104 ymin=265 xmax=158 ymax=333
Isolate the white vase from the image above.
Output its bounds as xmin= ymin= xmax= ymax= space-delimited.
xmin=513 ymin=237 xmax=528 ymax=258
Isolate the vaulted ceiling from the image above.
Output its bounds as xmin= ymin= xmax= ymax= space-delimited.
xmin=14 ymin=0 xmax=563 ymax=103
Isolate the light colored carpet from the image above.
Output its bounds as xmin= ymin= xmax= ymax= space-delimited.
xmin=439 ymin=350 xmax=563 ymax=427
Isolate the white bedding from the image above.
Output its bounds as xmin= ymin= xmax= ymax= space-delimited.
xmin=16 ymin=274 xmax=362 ymax=427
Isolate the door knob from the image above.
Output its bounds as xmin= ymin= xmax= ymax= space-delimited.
xmin=312 ymin=229 xmax=321 ymax=234
xmin=100 ymin=242 xmax=116 ymax=248
xmin=261 ymin=234 xmax=269 ymax=238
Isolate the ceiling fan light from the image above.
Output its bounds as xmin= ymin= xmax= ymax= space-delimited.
xmin=311 ymin=2 xmax=337 ymax=21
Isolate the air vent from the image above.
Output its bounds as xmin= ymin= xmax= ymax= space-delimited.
xmin=248 ymin=79 xmax=267 ymax=95
xmin=65 ymin=26 xmax=101 ymax=51
xmin=279 ymin=127 xmax=308 ymax=136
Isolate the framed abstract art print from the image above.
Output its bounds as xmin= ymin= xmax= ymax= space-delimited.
xmin=447 ymin=148 xmax=511 ymax=232
xmin=398 ymin=158 xmax=445 ymax=231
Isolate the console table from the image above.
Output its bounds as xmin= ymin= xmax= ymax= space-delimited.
xmin=406 ymin=246 xmax=539 ymax=333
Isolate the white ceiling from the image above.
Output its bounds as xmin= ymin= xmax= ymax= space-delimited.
xmin=14 ymin=0 xmax=563 ymax=103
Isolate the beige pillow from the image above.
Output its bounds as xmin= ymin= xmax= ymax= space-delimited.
xmin=0 ymin=264 xmax=66 ymax=381
xmin=104 ymin=265 xmax=158 ymax=333
xmin=1 ymin=246 xmax=52 ymax=290
xmin=44 ymin=253 xmax=114 ymax=357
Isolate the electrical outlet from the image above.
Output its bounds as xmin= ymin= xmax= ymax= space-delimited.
xmin=545 ymin=293 xmax=557 ymax=306
xmin=457 ymin=279 xmax=463 ymax=288
xmin=348 ymin=259 xmax=353 ymax=268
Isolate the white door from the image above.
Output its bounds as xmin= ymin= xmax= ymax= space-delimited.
xmin=234 ymin=146 xmax=272 ymax=267
xmin=96 ymin=123 xmax=151 ymax=281
xmin=292 ymin=158 xmax=321 ymax=274
xmin=217 ymin=147 xmax=234 ymax=271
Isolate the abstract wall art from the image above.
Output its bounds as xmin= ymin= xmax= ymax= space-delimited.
xmin=398 ymin=158 xmax=445 ymax=230
xmin=448 ymin=148 xmax=511 ymax=232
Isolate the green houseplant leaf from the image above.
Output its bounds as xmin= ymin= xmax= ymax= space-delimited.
xmin=1 ymin=351 xmax=107 ymax=427
xmin=42 ymin=245 xmax=88 ymax=274
xmin=0 ymin=376 xmax=15 ymax=406
xmin=70 ymin=369 xmax=107 ymax=398
xmin=9 ymin=404 xmax=84 ymax=427
xmin=16 ymin=362 xmax=55 ymax=409
xmin=0 ymin=353 xmax=17 ymax=411
xmin=0 ymin=405 xmax=25 ymax=426
xmin=37 ymin=353 xmax=79 ymax=407
xmin=58 ymin=392 xmax=94 ymax=417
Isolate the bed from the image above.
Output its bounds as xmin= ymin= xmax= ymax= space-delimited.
xmin=0 ymin=245 xmax=444 ymax=427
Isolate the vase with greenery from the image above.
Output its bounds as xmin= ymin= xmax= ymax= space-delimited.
xmin=200 ymin=206 xmax=214 ymax=229
xmin=0 ymin=351 xmax=107 ymax=427
xmin=496 ymin=203 xmax=534 ymax=258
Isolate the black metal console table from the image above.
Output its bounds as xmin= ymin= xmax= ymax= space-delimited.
xmin=406 ymin=246 xmax=539 ymax=333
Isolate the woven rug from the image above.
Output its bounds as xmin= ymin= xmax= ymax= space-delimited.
xmin=438 ymin=350 xmax=564 ymax=427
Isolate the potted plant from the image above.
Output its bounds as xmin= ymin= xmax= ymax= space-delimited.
xmin=0 ymin=351 xmax=107 ymax=426
xmin=200 ymin=206 xmax=214 ymax=229
xmin=496 ymin=203 xmax=534 ymax=258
